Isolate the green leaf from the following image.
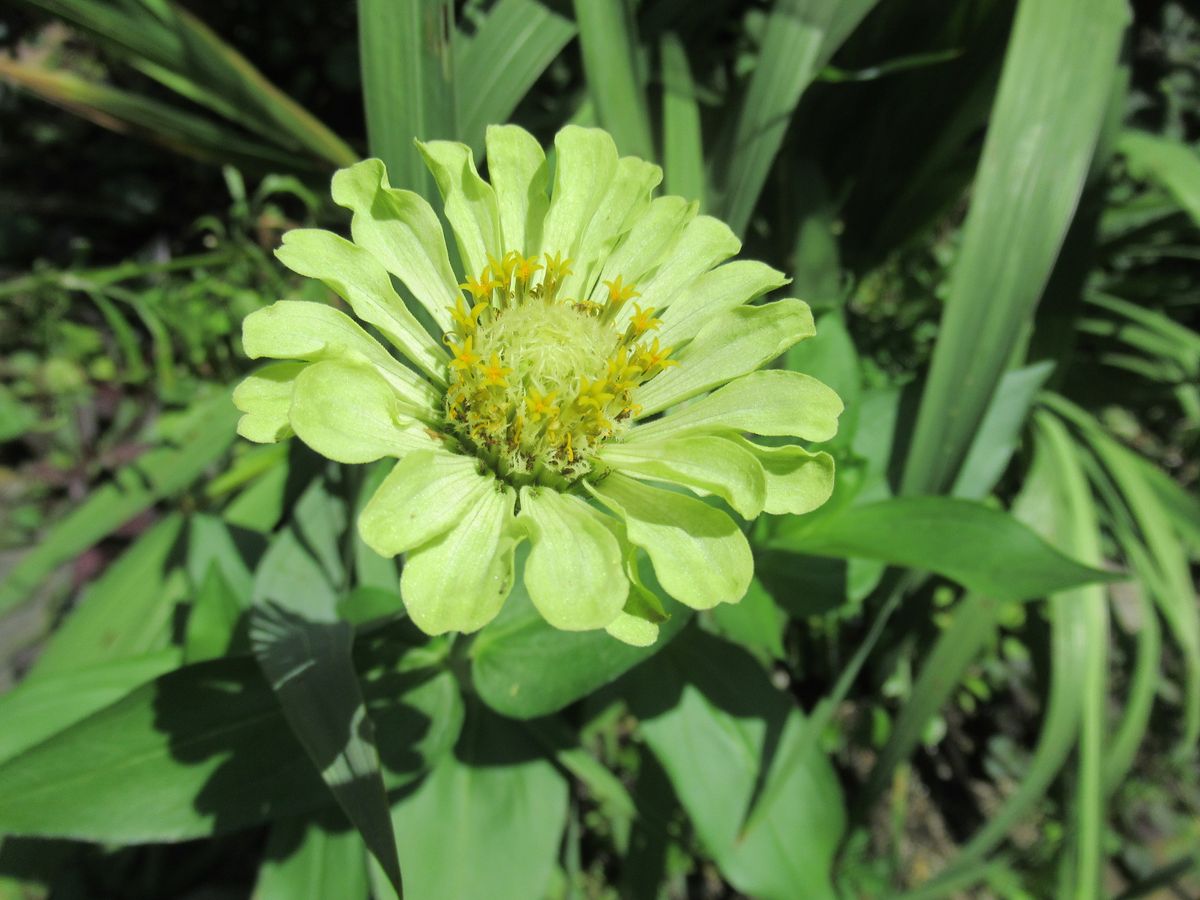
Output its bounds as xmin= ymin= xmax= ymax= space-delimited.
xmin=900 ymin=0 xmax=1127 ymax=495
xmin=375 ymin=703 xmax=568 ymax=900
xmin=183 ymin=564 xmax=243 ymax=663
xmin=0 ymin=388 xmax=238 ymax=617
xmin=659 ymin=32 xmax=705 ymax=204
xmin=0 ymin=651 xmax=178 ymax=766
xmin=629 ymin=628 xmax=844 ymax=899
xmin=717 ymin=0 xmax=879 ymax=235
xmin=253 ymin=817 xmax=370 ymax=900
xmin=456 ymin=0 xmax=575 ymax=156
xmin=0 ymin=640 xmax=461 ymax=842
xmin=0 ymin=60 xmax=321 ymax=172
xmin=251 ymin=602 xmax=403 ymax=896
xmin=26 ymin=515 xmax=185 ymax=678
xmin=571 ymin=0 xmax=653 ymax=159
xmin=1117 ymin=130 xmax=1200 ymax=226
xmin=770 ymin=496 xmax=1120 ymax=602
xmin=471 ymin=575 xmax=691 ymax=719
xmin=358 ymin=0 xmax=456 ymax=201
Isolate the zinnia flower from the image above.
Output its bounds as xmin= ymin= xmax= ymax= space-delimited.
xmin=233 ymin=124 xmax=842 ymax=645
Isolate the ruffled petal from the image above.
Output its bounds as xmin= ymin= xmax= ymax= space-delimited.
xmin=657 ymin=260 xmax=788 ymax=348
xmin=517 ymin=487 xmax=627 ymax=630
xmin=628 ymin=370 xmax=843 ymax=444
xmin=615 ymin=214 xmax=740 ymax=326
xmin=233 ymin=362 xmax=303 ymax=443
xmin=330 ymin=159 xmax=458 ymax=333
xmin=540 ymin=126 xmax=619 ymax=269
xmin=275 ymin=229 xmax=447 ymax=385
xmin=598 ymin=434 xmax=766 ymax=518
xmin=485 ymin=124 xmax=550 ymax=257
xmin=358 ymin=449 xmax=496 ymax=558
xmin=588 ymin=473 xmax=752 ymax=610
xmin=635 ymin=298 xmax=816 ymax=415
xmin=242 ymin=300 xmax=441 ymax=416
xmin=417 ymin=140 xmax=503 ymax=279
xmin=399 ymin=485 xmax=520 ymax=634
xmin=587 ymin=196 xmax=697 ymax=304
xmin=561 ymin=155 xmax=662 ymax=299
xmin=728 ymin=436 xmax=836 ymax=515
xmin=289 ymin=360 xmax=437 ymax=464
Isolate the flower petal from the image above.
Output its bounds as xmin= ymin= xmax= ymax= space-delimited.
xmin=628 ymin=370 xmax=843 ymax=444
xmin=417 ymin=140 xmax=503 ymax=279
xmin=233 ymin=362 xmax=304 ymax=443
xmin=399 ymin=485 xmax=520 ymax=634
xmin=358 ymin=449 xmax=497 ymax=557
xmin=657 ymin=260 xmax=788 ymax=348
xmin=485 ymin=124 xmax=549 ymax=257
xmin=605 ymin=611 xmax=659 ymax=647
xmin=275 ymin=229 xmax=448 ymax=384
xmin=588 ymin=474 xmax=752 ymax=610
xmin=561 ymin=155 xmax=662 ymax=299
xmin=732 ymin=438 xmax=836 ymax=516
xmin=289 ymin=360 xmax=437 ymax=464
xmin=615 ymin=214 xmax=740 ymax=326
xmin=635 ymin=298 xmax=816 ymax=415
xmin=242 ymin=300 xmax=441 ymax=415
xmin=518 ymin=487 xmax=628 ymax=630
xmin=598 ymin=434 xmax=766 ymax=518
xmin=587 ymin=195 xmax=697 ymax=303
xmin=330 ymin=159 xmax=458 ymax=332
xmin=540 ymin=126 xmax=619 ymax=269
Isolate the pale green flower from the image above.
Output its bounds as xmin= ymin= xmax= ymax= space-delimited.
xmin=234 ymin=124 xmax=842 ymax=645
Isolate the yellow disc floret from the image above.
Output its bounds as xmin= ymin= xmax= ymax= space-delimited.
xmin=441 ymin=251 xmax=677 ymax=488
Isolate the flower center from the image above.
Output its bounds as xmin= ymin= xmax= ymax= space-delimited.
xmin=442 ymin=251 xmax=676 ymax=488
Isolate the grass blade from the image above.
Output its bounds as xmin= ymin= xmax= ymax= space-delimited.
xmin=456 ymin=0 xmax=575 ymax=156
xmin=899 ymin=0 xmax=1128 ymax=496
xmin=0 ymin=61 xmax=320 ymax=172
xmin=717 ymin=0 xmax=878 ymax=236
xmin=659 ymin=32 xmax=705 ymax=204
xmin=359 ymin=0 xmax=456 ymax=199
xmin=571 ymin=0 xmax=653 ymax=159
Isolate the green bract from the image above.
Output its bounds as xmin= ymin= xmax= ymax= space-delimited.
xmin=235 ymin=124 xmax=842 ymax=644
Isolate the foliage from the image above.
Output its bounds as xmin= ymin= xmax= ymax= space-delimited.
xmin=1 ymin=0 xmax=1198 ymax=898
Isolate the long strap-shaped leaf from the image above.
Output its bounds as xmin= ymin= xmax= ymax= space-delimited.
xmin=360 ymin=0 xmax=456 ymax=201
xmin=899 ymin=0 xmax=1128 ymax=496
xmin=716 ymin=0 xmax=878 ymax=236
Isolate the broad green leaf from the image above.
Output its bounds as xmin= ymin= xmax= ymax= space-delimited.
xmin=0 ymin=388 xmax=238 ymax=617
xmin=358 ymin=0 xmax=456 ymax=200
xmin=27 ymin=515 xmax=185 ymax=679
xmin=253 ymin=817 xmax=370 ymax=900
xmin=0 ymin=640 xmax=461 ymax=842
xmin=900 ymin=0 xmax=1127 ymax=495
xmin=770 ymin=496 xmax=1120 ymax=602
xmin=629 ymin=629 xmax=844 ymax=899
xmin=709 ymin=577 xmax=787 ymax=662
xmin=183 ymin=564 xmax=243 ymax=663
xmin=0 ymin=651 xmax=178 ymax=765
xmin=471 ymin=575 xmax=690 ymax=719
xmin=374 ymin=704 xmax=567 ymax=900
xmin=571 ymin=0 xmax=653 ymax=159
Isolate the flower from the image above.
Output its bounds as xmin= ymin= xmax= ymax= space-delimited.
xmin=233 ymin=125 xmax=843 ymax=645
